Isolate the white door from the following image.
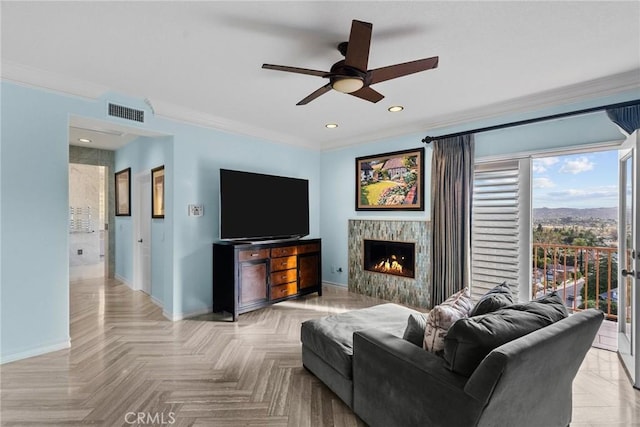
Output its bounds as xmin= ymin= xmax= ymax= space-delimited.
xmin=618 ymin=131 xmax=640 ymax=388
xmin=134 ymin=172 xmax=152 ymax=295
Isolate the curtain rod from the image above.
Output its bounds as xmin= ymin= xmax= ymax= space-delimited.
xmin=421 ymin=99 xmax=640 ymax=144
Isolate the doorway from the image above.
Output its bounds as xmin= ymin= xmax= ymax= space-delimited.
xmin=617 ymin=131 xmax=640 ymax=388
xmin=531 ymin=150 xmax=619 ymax=350
xmin=69 ymin=163 xmax=108 ymax=281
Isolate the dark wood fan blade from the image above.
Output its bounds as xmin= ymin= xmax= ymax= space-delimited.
xmin=297 ymin=83 xmax=333 ymax=105
xmin=368 ymin=56 xmax=439 ymax=85
xmin=344 ymin=20 xmax=372 ymax=71
xmin=349 ymin=86 xmax=384 ymax=103
xmin=262 ymin=64 xmax=329 ymax=77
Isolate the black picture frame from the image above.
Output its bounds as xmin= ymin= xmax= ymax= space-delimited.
xmin=355 ymin=147 xmax=425 ymax=211
xmin=115 ymin=167 xmax=131 ymax=216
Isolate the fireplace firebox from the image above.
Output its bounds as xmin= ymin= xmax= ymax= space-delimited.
xmin=363 ymin=239 xmax=415 ymax=278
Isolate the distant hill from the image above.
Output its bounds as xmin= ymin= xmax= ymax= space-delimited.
xmin=533 ymin=207 xmax=617 ymax=221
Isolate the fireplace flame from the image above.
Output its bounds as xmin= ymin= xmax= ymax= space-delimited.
xmin=373 ymin=255 xmax=404 ymax=274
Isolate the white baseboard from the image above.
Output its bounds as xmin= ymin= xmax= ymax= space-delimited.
xmin=1 ymin=338 xmax=70 ymax=365
xmin=323 ymin=280 xmax=347 ymax=288
xmin=163 ymin=306 xmax=213 ymax=321
xmin=150 ymin=295 xmax=163 ymax=308
xmin=115 ymin=274 xmax=133 ymax=289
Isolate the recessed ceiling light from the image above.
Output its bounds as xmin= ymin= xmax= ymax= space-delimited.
xmin=388 ymin=105 xmax=404 ymax=112
xmin=78 ymin=138 xmax=92 ymax=143
xmin=325 ymin=123 xmax=338 ymax=129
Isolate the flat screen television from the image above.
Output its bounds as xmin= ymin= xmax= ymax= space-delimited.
xmin=219 ymin=169 xmax=309 ymax=241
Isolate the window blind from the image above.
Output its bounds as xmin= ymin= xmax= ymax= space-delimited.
xmin=471 ymin=160 xmax=523 ymax=301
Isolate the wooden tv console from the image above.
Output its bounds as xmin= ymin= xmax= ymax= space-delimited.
xmin=212 ymin=239 xmax=322 ymax=321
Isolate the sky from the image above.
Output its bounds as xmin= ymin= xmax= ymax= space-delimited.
xmin=532 ymin=150 xmax=618 ymax=209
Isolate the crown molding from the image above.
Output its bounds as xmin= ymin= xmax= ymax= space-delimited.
xmin=150 ymin=100 xmax=318 ymax=151
xmin=1 ymin=61 xmax=109 ymax=100
xmin=1 ymin=61 xmax=317 ymax=150
xmin=3 ymin=61 xmax=637 ymax=153
xmin=321 ymin=69 xmax=640 ymax=151
xmin=422 ymin=69 xmax=640 ymax=131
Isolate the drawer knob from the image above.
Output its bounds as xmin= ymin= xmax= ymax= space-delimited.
xmin=251 ymin=253 xmax=259 ymax=257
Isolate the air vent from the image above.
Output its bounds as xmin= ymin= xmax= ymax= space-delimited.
xmin=108 ymin=103 xmax=144 ymax=123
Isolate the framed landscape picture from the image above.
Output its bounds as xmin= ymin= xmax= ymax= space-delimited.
xmin=151 ymin=165 xmax=165 ymax=219
xmin=115 ymin=168 xmax=131 ymax=216
xmin=355 ymin=147 xmax=425 ymax=211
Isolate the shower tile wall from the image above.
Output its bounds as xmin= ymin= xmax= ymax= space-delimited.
xmin=69 ymin=164 xmax=105 ymax=274
xmin=69 ymin=146 xmax=115 ymax=278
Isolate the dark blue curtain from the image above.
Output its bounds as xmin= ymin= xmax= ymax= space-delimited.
xmin=606 ymin=105 xmax=640 ymax=134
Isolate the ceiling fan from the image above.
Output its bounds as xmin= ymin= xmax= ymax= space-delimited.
xmin=262 ymin=19 xmax=439 ymax=105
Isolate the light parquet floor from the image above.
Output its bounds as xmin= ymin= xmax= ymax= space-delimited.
xmin=1 ymin=277 xmax=639 ymax=426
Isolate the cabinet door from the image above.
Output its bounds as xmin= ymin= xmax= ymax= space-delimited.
xmin=299 ymin=254 xmax=319 ymax=289
xmin=240 ymin=261 xmax=268 ymax=305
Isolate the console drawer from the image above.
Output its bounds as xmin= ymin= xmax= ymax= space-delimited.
xmin=271 ymin=246 xmax=297 ymax=257
xmin=238 ymin=248 xmax=270 ymax=262
xmin=270 ymin=282 xmax=297 ymax=300
xmin=270 ymin=256 xmax=297 ymax=272
xmin=298 ymin=243 xmax=321 ymax=254
xmin=271 ymin=269 xmax=297 ymax=286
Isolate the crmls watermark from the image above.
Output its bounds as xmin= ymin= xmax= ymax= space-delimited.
xmin=124 ymin=412 xmax=176 ymax=425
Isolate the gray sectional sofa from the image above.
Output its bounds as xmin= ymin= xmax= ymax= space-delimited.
xmin=301 ymin=303 xmax=604 ymax=427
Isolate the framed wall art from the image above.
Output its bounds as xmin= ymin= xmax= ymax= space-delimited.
xmin=355 ymin=147 xmax=425 ymax=211
xmin=151 ymin=165 xmax=165 ymax=219
xmin=115 ymin=167 xmax=131 ymax=216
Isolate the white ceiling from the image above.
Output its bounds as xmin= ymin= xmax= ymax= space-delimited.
xmin=2 ymin=1 xmax=639 ymax=151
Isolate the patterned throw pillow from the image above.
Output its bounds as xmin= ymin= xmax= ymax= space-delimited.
xmin=423 ymin=287 xmax=473 ymax=353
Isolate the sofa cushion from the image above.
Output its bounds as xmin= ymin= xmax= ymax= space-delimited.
xmin=469 ymin=281 xmax=514 ymax=316
xmin=424 ymin=288 xmax=473 ymax=353
xmin=444 ymin=292 xmax=568 ymax=376
xmin=402 ymin=313 xmax=427 ymax=347
xmin=301 ymin=303 xmax=419 ymax=379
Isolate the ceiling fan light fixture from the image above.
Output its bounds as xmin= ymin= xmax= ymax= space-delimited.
xmin=331 ymin=77 xmax=364 ymax=94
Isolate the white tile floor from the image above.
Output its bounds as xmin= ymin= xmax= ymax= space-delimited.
xmin=593 ymin=319 xmax=619 ymax=352
xmin=573 ymin=348 xmax=640 ymax=426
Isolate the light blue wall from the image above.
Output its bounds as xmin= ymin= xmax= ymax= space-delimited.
xmin=168 ymin=128 xmax=320 ymax=318
xmin=473 ymin=93 xmax=640 ymax=158
xmin=320 ymin=91 xmax=639 ymax=286
xmin=1 ymin=81 xmax=320 ymax=361
xmin=320 ymin=134 xmax=431 ymax=285
xmin=1 ymin=83 xmax=81 ymax=361
xmin=114 ymin=124 xmax=322 ymax=319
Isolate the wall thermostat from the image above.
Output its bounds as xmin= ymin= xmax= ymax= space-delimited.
xmin=188 ymin=204 xmax=204 ymax=217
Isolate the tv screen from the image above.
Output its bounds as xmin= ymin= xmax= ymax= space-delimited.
xmin=219 ymin=169 xmax=310 ymax=241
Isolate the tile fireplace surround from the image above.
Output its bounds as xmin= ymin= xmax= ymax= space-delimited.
xmin=348 ymin=219 xmax=431 ymax=309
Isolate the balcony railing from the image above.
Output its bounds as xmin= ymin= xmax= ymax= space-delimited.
xmin=532 ymin=243 xmax=618 ymax=320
